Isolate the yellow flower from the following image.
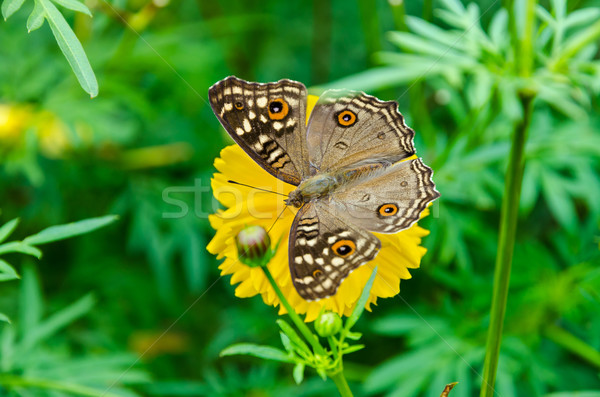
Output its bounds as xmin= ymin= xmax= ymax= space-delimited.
xmin=207 ymin=95 xmax=432 ymax=322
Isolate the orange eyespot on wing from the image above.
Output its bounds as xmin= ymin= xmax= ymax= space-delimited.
xmin=312 ymin=269 xmax=323 ymax=278
xmin=268 ymin=98 xmax=289 ymax=120
xmin=336 ymin=110 xmax=357 ymax=127
xmin=378 ymin=203 xmax=398 ymax=217
xmin=331 ymin=239 xmax=356 ymax=258
xmin=234 ymin=101 xmax=244 ymax=109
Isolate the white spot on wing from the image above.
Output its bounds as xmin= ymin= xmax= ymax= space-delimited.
xmin=232 ymin=86 xmax=242 ymax=94
xmin=224 ymin=103 xmax=233 ymax=111
xmin=273 ymin=121 xmax=283 ymax=130
xmin=257 ymin=97 xmax=267 ymax=108
xmin=260 ymin=115 xmax=268 ymax=123
xmin=236 ymin=127 xmax=244 ymax=136
xmin=295 ymin=256 xmax=302 ymax=264
xmin=249 ymin=111 xmax=256 ymax=120
xmin=332 ymin=257 xmax=344 ymax=266
xmin=303 ymin=254 xmax=314 ymax=264
xmin=243 ymin=118 xmax=251 ymax=133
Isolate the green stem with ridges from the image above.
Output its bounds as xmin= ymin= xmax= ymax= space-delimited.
xmin=479 ymin=92 xmax=535 ymax=397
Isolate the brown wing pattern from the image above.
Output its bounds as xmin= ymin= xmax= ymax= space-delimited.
xmin=289 ymin=202 xmax=381 ymax=301
xmin=209 ymin=76 xmax=310 ymax=185
xmin=306 ymin=89 xmax=415 ymax=172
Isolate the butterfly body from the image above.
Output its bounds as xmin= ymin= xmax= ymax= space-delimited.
xmin=209 ymin=76 xmax=440 ymax=301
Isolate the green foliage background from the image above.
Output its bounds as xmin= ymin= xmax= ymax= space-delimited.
xmin=1 ymin=0 xmax=600 ymax=396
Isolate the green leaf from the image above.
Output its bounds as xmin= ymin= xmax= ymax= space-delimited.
xmin=342 ymin=344 xmax=365 ymax=355
xmin=27 ymin=0 xmax=46 ymax=32
xmin=1 ymin=0 xmax=26 ymax=19
xmin=23 ymin=215 xmax=118 ymax=245
xmin=276 ymin=319 xmax=310 ymax=355
xmin=344 ymin=267 xmax=377 ymax=332
xmin=20 ymin=293 xmax=96 ymax=351
xmin=0 ymin=218 xmax=19 ymax=244
xmin=0 ymin=259 xmax=20 ymax=281
xmin=38 ymin=0 xmax=98 ymax=97
xmin=52 ymin=0 xmax=91 ymax=17
xmin=280 ymin=332 xmax=294 ymax=354
xmin=0 ymin=242 xmax=43 ymax=259
xmin=219 ymin=343 xmax=294 ymax=363
xmin=293 ymin=363 xmax=305 ymax=384
xmin=0 ymin=313 xmax=10 ymax=323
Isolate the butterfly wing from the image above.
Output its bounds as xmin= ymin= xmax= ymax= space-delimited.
xmin=330 ymin=158 xmax=440 ymax=234
xmin=209 ymin=76 xmax=310 ymax=185
xmin=306 ymin=89 xmax=415 ymax=172
xmin=289 ymin=201 xmax=381 ymax=301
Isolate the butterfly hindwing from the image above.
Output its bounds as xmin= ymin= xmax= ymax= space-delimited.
xmin=330 ymin=159 xmax=440 ymax=234
xmin=289 ymin=202 xmax=381 ymax=301
xmin=306 ymin=89 xmax=415 ymax=172
xmin=209 ymin=76 xmax=310 ymax=185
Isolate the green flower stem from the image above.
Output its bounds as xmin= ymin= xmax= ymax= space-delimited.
xmin=544 ymin=324 xmax=600 ymax=368
xmin=519 ymin=0 xmax=537 ymax=77
xmin=261 ymin=266 xmax=326 ymax=357
xmin=479 ymin=92 xmax=535 ymax=397
xmin=261 ymin=266 xmax=353 ymax=396
xmin=330 ymin=370 xmax=353 ymax=397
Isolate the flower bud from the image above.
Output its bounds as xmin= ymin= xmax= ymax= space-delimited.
xmin=235 ymin=225 xmax=272 ymax=268
xmin=314 ymin=311 xmax=342 ymax=337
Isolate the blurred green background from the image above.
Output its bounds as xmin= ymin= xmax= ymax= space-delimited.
xmin=1 ymin=0 xmax=600 ymax=396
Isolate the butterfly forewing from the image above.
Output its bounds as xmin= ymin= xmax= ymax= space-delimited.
xmin=209 ymin=76 xmax=310 ymax=185
xmin=289 ymin=202 xmax=381 ymax=301
xmin=306 ymin=89 xmax=415 ymax=172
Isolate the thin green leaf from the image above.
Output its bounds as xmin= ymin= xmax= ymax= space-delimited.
xmin=342 ymin=344 xmax=364 ymax=355
xmin=280 ymin=332 xmax=294 ymax=354
xmin=219 ymin=343 xmax=294 ymax=363
xmin=38 ymin=0 xmax=98 ymax=97
xmin=0 ymin=242 xmax=43 ymax=259
xmin=0 ymin=218 xmax=19 ymax=244
xmin=564 ymin=8 xmax=600 ymax=30
xmin=20 ymin=293 xmax=96 ymax=351
xmin=344 ymin=267 xmax=377 ymax=331
xmin=1 ymin=0 xmax=26 ymax=19
xmin=0 ymin=313 xmax=10 ymax=323
xmin=27 ymin=0 xmax=46 ymax=32
xmin=293 ymin=363 xmax=305 ymax=385
xmin=276 ymin=319 xmax=310 ymax=355
xmin=52 ymin=0 xmax=91 ymax=17
xmin=0 ymin=259 xmax=19 ymax=277
xmin=0 ymin=265 xmax=19 ymax=281
xmin=24 ymin=215 xmax=118 ymax=246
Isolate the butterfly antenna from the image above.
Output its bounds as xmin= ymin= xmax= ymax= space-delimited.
xmin=267 ymin=205 xmax=289 ymax=234
xmin=227 ymin=180 xmax=289 ymax=197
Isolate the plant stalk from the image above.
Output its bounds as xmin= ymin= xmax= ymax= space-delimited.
xmin=261 ymin=266 xmax=326 ymax=357
xmin=479 ymin=92 xmax=535 ymax=397
xmin=262 ymin=266 xmax=353 ymax=396
xmin=329 ymin=369 xmax=353 ymax=397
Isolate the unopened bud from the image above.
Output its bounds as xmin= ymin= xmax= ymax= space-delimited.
xmin=235 ymin=225 xmax=273 ymax=267
xmin=314 ymin=311 xmax=342 ymax=337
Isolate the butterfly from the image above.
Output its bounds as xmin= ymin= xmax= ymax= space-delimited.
xmin=209 ymin=76 xmax=440 ymax=301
